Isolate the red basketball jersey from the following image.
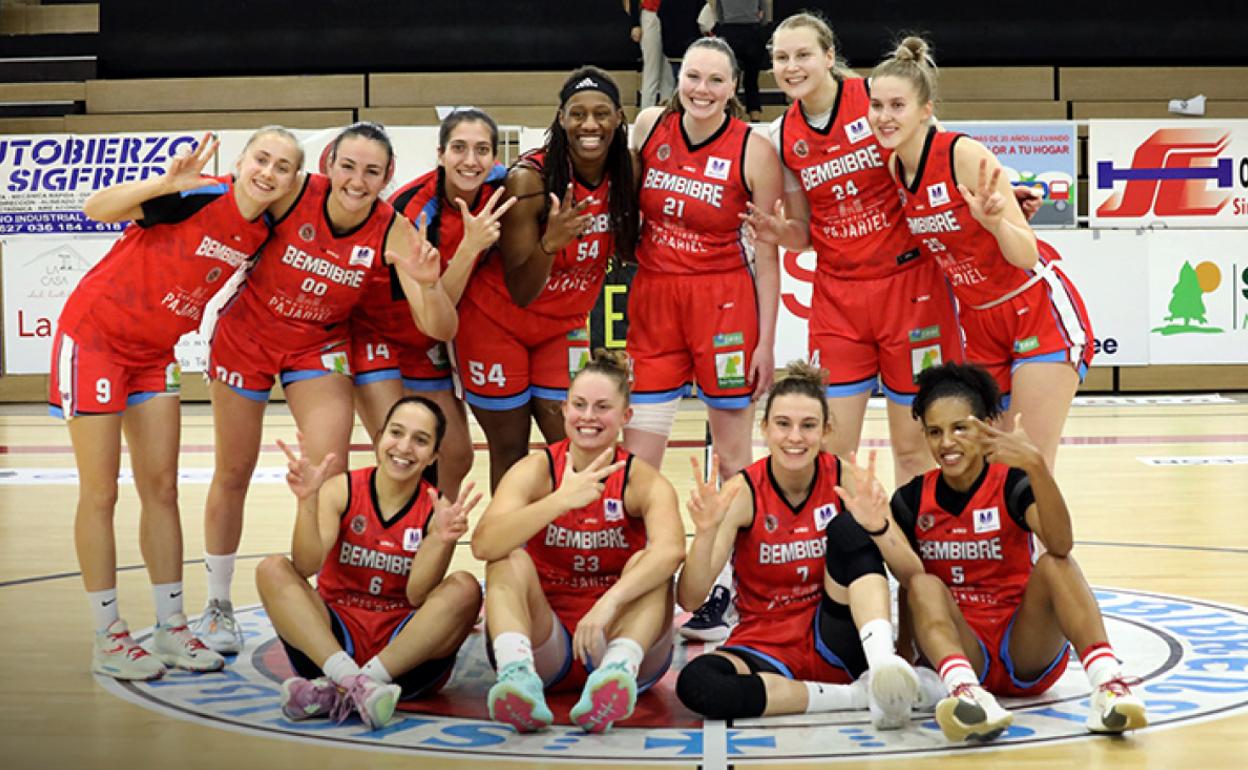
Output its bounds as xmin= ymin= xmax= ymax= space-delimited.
xmin=351 ymin=165 xmax=508 ymax=355
xmin=899 ymin=129 xmax=1044 ymax=307
xmin=637 ymin=111 xmax=753 ymax=274
xmin=316 ymin=467 xmax=436 ymax=613
xmin=911 ymin=463 xmax=1033 ymax=616
xmin=777 ymin=78 xmax=919 ymax=280
xmin=58 ymin=176 xmax=269 ymax=354
xmin=524 ymin=440 xmax=646 ymax=618
xmin=467 ymin=150 xmax=614 ymax=324
xmin=223 ymin=173 xmax=394 ymax=348
xmin=732 ymin=452 xmax=843 ymax=619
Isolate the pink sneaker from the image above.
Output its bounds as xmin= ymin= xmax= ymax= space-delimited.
xmin=280 ymin=677 xmax=344 ymax=721
xmin=341 ymin=674 xmax=402 ymax=730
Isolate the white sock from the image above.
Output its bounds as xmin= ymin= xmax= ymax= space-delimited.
xmin=1080 ymin=642 xmax=1123 ymax=688
xmin=321 ymin=651 xmax=362 ymax=685
xmin=493 ymin=631 xmax=535 ymax=670
xmin=88 ymin=588 xmax=120 ymax=633
xmin=804 ymin=680 xmax=866 ymax=713
xmin=204 ymin=553 xmax=236 ymax=604
xmin=600 ymin=637 xmax=645 ymax=678
xmin=859 ymin=618 xmax=895 ymax=670
xmin=938 ymin=655 xmax=980 ymax=692
xmin=362 ymin=656 xmax=393 ymax=684
xmin=152 ymin=582 xmax=184 ymax=625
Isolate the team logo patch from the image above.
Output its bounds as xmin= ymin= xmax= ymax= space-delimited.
xmin=814 ymin=503 xmax=838 ymax=531
xmin=656 ymin=143 xmax=671 ymax=161
xmin=793 ymin=139 xmax=809 ymax=158
xmin=714 ymin=351 xmax=746 ymax=389
xmin=911 ymin=344 xmax=941 ymax=382
xmin=321 ymin=352 xmax=350 ymax=376
xmin=567 ymin=327 xmax=590 ymax=342
xmin=845 ymin=117 xmax=872 ymax=144
xmin=298 ymin=223 xmax=316 ymax=242
xmin=973 ymin=507 xmax=1001 ymax=534
xmin=349 ymin=245 xmax=375 ymax=268
xmin=349 ymin=514 xmax=367 ymax=535
xmin=713 ymin=331 xmax=744 ymax=348
xmin=426 ymin=343 xmax=449 ymax=370
xmin=568 ymin=347 xmax=590 ymax=378
xmin=604 ymin=498 xmax=624 ymax=523
xmin=909 ymin=325 xmax=941 ymax=343
xmin=165 ymin=362 xmax=182 ymax=392
xmin=927 ymin=182 xmax=951 ymax=207
xmin=205 ymin=266 xmax=223 ymax=283
xmin=704 ymin=156 xmax=731 ymax=181
xmin=917 ymin=513 xmax=936 ymax=532
xmin=764 ymin=514 xmax=779 ymax=533
xmin=98 ymin=587 xmax=1248 ymax=763
xmin=1015 ymin=335 xmax=1041 ymax=354
xmin=402 ymin=527 xmax=422 ymax=551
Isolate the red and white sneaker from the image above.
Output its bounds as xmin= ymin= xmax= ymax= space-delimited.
xmin=92 ymin=619 xmax=166 ymax=680
xmin=152 ymin=613 xmax=225 ymax=672
xmin=1087 ymin=677 xmax=1148 ymax=733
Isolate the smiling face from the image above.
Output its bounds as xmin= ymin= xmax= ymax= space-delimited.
xmin=762 ymin=393 xmax=830 ymax=473
xmin=679 ymin=46 xmax=737 ymax=122
xmin=867 ymin=74 xmax=932 ymax=150
xmin=438 ymin=119 xmax=496 ymax=201
xmin=326 ymin=135 xmax=391 ymax=217
xmin=234 ymin=132 xmax=301 ymax=209
xmin=921 ymin=395 xmax=986 ymax=484
xmin=375 ymin=401 xmax=439 ymax=483
xmin=562 ymin=371 xmax=631 ymax=454
xmin=770 ymin=26 xmax=837 ymax=104
xmin=560 ymin=91 xmax=621 ymax=168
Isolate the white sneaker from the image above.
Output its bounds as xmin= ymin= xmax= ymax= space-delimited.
xmin=152 ymin=613 xmax=225 ymax=671
xmin=866 ymin=654 xmax=920 ymax=729
xmin=192 ymin=599 xmax=243 ymax=654
xmin=935 ymin=683 xmax=1013 ymax=742
xmin=1087 ymin=677 xmax=1148 ymax=733
xmin=913 ymin=666 xmax=946 ymax=711
xmin=92 ymin=619 xmax=166 ymax=680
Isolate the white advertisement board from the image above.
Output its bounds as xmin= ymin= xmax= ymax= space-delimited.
xmin=1145 ymin=230 xmax=1248 ymax=364
xmin=776 ymin=247 xmax=814 ymax=366
xmin=1089 ymin=119 xmax=1248 ymax=228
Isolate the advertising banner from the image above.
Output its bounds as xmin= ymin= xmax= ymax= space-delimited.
xmin=1089 ymin=119 xmax=1248 ymax=228
xmin=1145 ymin=230 xmax=1248 ymax=363
xmin=945 ymin=121 xmax=1078 ymax=228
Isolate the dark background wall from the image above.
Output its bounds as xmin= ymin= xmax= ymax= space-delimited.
xmin=99 ymin=0 xmax=1247 ymax=78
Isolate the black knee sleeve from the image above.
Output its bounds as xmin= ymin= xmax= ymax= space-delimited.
xmin=676 ymin=654 xmax=768 ymax=720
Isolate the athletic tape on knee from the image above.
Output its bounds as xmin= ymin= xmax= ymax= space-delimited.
xmin=628 ymin=399 xmax=679 ymax=438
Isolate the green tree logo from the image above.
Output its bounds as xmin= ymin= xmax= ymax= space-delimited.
xmin=1153 ymin=260 xmax=1224 ymax=336
xmin=724 ymin=355 xmax=740 ymax=376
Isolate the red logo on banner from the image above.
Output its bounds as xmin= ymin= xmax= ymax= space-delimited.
xmin=1095 ymin=128 xmax=1233 ymax=218
xmin=781 ymin=249 xmax=814 ymax=319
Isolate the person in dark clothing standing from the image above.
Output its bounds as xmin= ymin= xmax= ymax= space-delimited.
xmin=715 ymin=0 xmax=767 ymax=120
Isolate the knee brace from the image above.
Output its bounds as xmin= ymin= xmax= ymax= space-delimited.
xmin=627 ymin=398 xmax=680 ymax=438
xmin=675 ymin=653 xmax=767 ymax=719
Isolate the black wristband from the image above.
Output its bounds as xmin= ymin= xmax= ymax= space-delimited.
xmin=862 ymin=518 xmax=890 ymax=537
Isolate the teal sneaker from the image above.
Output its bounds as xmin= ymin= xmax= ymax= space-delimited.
xmin=487 ymin=662 xmax=552 ymax=733
xmin=570 ymin=660 xmax=637 ymax=733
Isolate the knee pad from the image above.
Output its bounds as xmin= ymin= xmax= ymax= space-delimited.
xmin=627 ymin=398 xmax=680 ymax=438
xmin=676 ymin=654 xmax=767 ymax=719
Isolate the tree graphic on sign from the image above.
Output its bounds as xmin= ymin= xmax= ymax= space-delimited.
xmin=725 ymin=355 xmax=740 ymax=376
xmin=1153 ymin=260 xmax=1224 ymax=336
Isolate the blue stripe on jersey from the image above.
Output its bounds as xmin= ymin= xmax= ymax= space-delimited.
xmin=180 ymin=182 xmax=229 ymax=198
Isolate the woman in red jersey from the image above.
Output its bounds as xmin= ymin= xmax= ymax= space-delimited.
xmin=867 ymin=37 xmax=1094 ymax=470
xmin=53 ymin=128 xmax=302 ymax=680
xmin=197 ymin=122 xmax=459 ymax=654
xmin=471 ymin=350 xmax=684 ymax=735
xmin=675 ymin=362 xmax=935 ymax=727
xmin=624 ymin=36 xmax=782 ymax=484
xmin=455 ymin=67 xmax=639 ymax=492
xmin=840 ymin=362 xmax=1147 ymax=742
xmin=256 ymin=396 xmax=482 ymax=731
xmin=351 ymin=109 xmax=514 ymax=498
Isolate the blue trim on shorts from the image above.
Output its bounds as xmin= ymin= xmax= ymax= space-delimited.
xmin=402 ymin=375 xmax=453 ymax=392
xmin=637 ymin=642 xmax=674 ymax=695
xmin=543 ymin=620 xmax=576 ymax=690
xmin=464 ymin=388 xmax=531 ymax=411
xmin=226 ymin=383 xmax=272 ymax=403
xmin=327 ymin=606 xmax=356 ymax=658
xmin=281 ymin=369 xmax=337 ymax=386
xmin=825 ymin=375 xmax=879 ymax=399
xmin=631 ymin=385 xmax=690 ymax=404
xmin=125 ymin=391 xmax=161 ymax=407
xmin=531 ymin=385 xmax=568 ymax=402
xmin=388 ymin=610 xmax=418 ymax=644
xmin=354 ymin=368 xmax=401 ymax=386
xmin=48 ymin=405 xmax=65 ymax=419
xmin=720 ymin=645 xmax=794 ymax=679
xmin=1001 ymin=608 xmax=1071 ymax=690
xmin=811 ymin=608 xmax=852 ymax=674
xmin=880 ymin=382 xmax=918 ymax=406
xmin=1012 ymin=350 xmax=1089 ymax=383
xmin=697 ymin=391 xmax=752 ymax=410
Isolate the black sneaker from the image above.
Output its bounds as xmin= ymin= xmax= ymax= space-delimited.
xmin=679 ymin=584 xmax=735 ymax=642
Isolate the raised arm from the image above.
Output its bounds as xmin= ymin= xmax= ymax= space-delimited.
xmin=276 ymin=437 xmax=346 ymax=578
xmin=83 ymin=132 xmax=218 ymax=223
xmin=387 ymin=213 xmax=458 ymax=341
xmin=676 ymin=454 xmax=749 ymax=611
xmin=953 ymin=139 xmax=1038 ymax=270
xmin=975 ymin=415 xmax=1073 ymax=556
xmin=439 ymin=185 xmax=516 ymax=303
xmin=835 ymin=450 xmax=925 ymax=584
xmin=406 ymin=483 xmax=483 ymax=606
xmin=498 ymin=166 xmax=593 ymax=306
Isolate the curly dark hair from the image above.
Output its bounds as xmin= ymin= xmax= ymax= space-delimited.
xmin=911 ymin=363 xmax=1003 ymax=423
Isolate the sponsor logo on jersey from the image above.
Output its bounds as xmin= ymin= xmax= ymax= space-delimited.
xmin=299 ymin=223 xmax=316 ymax=242
xmin=715 ymin=350 xmax=746 ymax=389
xmin=927 ymin=181 xmax=951 ymax=207
xmin=205 ymin=266 xmax=223 ymax=283
xmin=543 ymin=524 xmax=630 ymax=549
xmin=917 ymin=512 xmax=935 ymax=531
xmin=814 ymin=503 xmax=838 ymax=531
xmin=338 ymin=542 xmax=413 ymax=576
xmin=973 ymin=507 xmax=1001 ymax=534
xmin=920 ymin=537 xmax=1003 ymax=561
xmin=349 ymin=245 xmax=375 ymax=268
xmin=909 ymin=325 xmax=941 ymax=343
xmin=705 ymin=156 xmax=731 ymax=181
xmin=845 ymin=117 xmax=872 ymax=144
xmin=1014 ymin=335 xmax=1041 ymax=353
xmin=604 ymin=497 xmax=624 ymax=523
xmin=798 ymin=145 xmax=884 ymax=191
xmin=759 ymin=537 xmax=826 ymax=564
xmin=321 ymin=352 xmax=349 ymax=375
xmin=911 ymin=344 xmax=941 ymax=382
xmin=907 ymin=210 xmax=962 ymax=235
xmin=643 ymin=167 xmax=726 ymax=206
xmin=792 ymin=139 xmax=809 ymax=158
xmin=402 ymin=527 xmax=422 ymax=551
xmin=350 ymin=514 xmax=367 ymax=535
xmin=194 ymin=235 xmax=251 ymax=268
xmin=764 ymin=514 xmax=778 ymax=533
xmin=713 ymin=331 xmax=744 ymax=348
xmin=656 ymin=143 xmax=671 ymax=161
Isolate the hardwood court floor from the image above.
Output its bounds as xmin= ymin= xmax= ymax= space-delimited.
xmin=1 ymin=394 xmax=1246 ymax=770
